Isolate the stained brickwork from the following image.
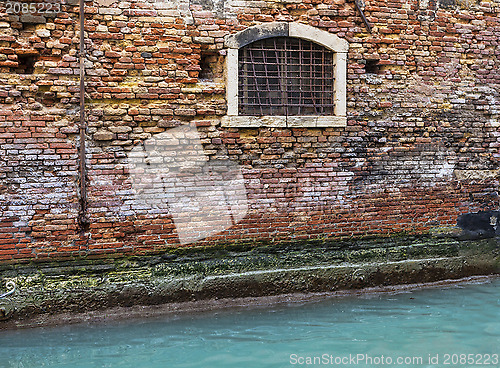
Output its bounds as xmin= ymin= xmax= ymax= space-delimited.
xmin=0 ymin=0 xmax=499 ymax=262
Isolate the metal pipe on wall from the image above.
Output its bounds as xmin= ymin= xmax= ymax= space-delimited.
xmin=355 ymin=0 xmax=372 ymax=33
xmin=78 ymin=0 xmax=88 ymax=232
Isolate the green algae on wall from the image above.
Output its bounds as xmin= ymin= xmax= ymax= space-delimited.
xmin=1 ymin=234 xmax=498 ymax=325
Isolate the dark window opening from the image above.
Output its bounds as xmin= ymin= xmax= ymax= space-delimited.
xmin=16 ymin=54 xmax=38 ymax=74
xmin=365 ymin=59 xmax=380 ymax=74
xmin=238 ymin=37 xmax=335 ymax=116
xmin=21 ymin=23 xmax=37 ymax=32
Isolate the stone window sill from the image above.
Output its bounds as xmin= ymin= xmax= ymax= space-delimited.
xmin=221 ymin=115 xmax=347 ymax=128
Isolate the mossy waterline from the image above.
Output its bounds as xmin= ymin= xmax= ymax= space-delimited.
xmin=0 ymin=233 xmax=499 ymax=327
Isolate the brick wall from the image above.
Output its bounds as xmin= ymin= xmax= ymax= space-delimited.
xmin=0 ymin=0 xmax=499 ymax=262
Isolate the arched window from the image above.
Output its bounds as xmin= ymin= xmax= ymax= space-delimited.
xmin=223 ymin=23 xmax=348 ymax=128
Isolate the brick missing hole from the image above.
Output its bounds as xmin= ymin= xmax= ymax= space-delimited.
xmin=365 ymin=59 xmax=381 ymax=74
xmin=199 ymin=52 xmax=223 ymax=81
xmin=15 ymin=54 xmax=38 ymax=74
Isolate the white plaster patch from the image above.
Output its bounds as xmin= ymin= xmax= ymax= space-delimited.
xmin=126 ymin=124 xmax=248 ymax=244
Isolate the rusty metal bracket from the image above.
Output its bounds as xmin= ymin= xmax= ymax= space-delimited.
xmin=0 ymin=281 xmax=15 ymax=299
xmin=355 ymin=0 xmax=372 ymax=33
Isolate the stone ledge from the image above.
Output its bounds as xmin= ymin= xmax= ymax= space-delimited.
xmin=221 ymin=115 xmax=347 ymax=128
xmin=0 ymin=236 xmax=498 ymax=326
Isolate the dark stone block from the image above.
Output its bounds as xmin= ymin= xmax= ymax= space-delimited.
xmin=439 ymin=0 xmax=456 ymax=9
xmin=457 ymin=210 xmax=500 ymax=239
xmin=20 ymin=15 xmax=46 ymax=24
xmin=192 ymin=0 xmax=215 ymax=10
xmin=229 ymin=22 xmax=289 ymax=48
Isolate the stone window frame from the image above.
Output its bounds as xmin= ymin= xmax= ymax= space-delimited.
xmin=222 ymin=22 xmax=349 ymax=128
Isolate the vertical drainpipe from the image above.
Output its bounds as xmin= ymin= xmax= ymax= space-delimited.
xmin=78 ymin=0 xmax=88 ymax=232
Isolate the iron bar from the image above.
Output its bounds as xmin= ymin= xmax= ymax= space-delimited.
xmin=238 ymin=37 xmax=335 ymax=116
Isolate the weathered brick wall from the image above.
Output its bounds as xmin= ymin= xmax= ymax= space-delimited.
xmin=0 ymin=0 xmax=499 ymax=262
xmin=0 ymin=1 xmax=83 ymax=261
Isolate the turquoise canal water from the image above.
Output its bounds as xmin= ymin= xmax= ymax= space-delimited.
xmin=0 ymin=278 xmax=499 ymax=368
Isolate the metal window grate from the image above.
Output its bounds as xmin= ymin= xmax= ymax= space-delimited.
xmin=238 ymin=37 xmax=335 ymax=116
